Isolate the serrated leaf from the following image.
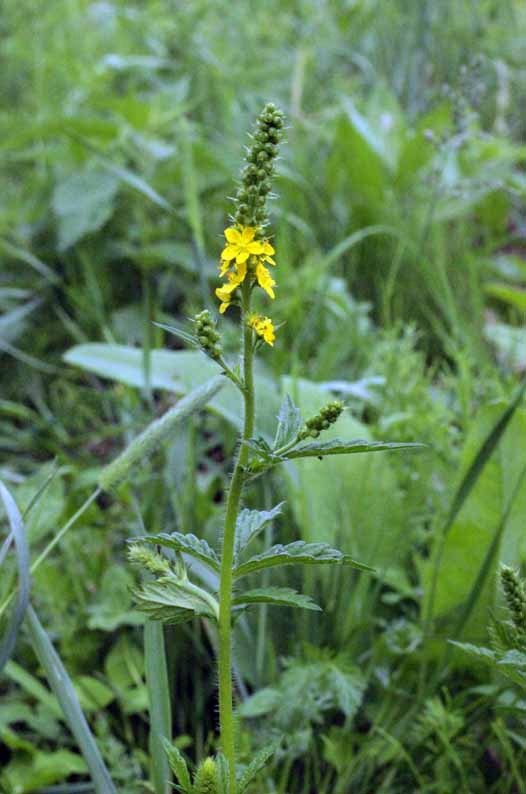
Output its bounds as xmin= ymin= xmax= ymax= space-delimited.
xmin=237 ymin=687 xmax=280 ymax=718
xmin=285 ymin=438 xmax=425 ymax=460
xmin=132 ymin=578 xmax=218 ymax=624
xmin=138 ymin=532 xmax=220 ymax=572
xmin=237 ymin=741 xmax=280 ymax=793
xmin=233 ymin=586 xmax=321 ymax=611
xmin=498 ymin=649 xmax=526 ymax=668
xmin=448 ymin=640 xmax=497 ymax=663
xmin=273 ymin=394 xmax=303 ymax=450
xmin=162 ymin=739 xmax=192 ymax=793
xmin=233 ymin=541 xmax=373 ymax=579
xmin=234 ymin=503 xmax=284 ymax=557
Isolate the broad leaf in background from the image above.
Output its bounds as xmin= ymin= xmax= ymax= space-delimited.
xmin=64 ymin=344 xmax=281 ymax=436
xmin=0 ymin=748 xmax=87 ymax=793
xmin=422 ymin=404 xmax=526 ymax=640
xmin=52 ymin=166 xmax=119 ymax=250
xmin=273 ymin=394 xmax=303 ymax=449
xmin=87 ymin=567 xmax=143 ymax=632
xmin=282 ymin=377 xmax=407 ymax=573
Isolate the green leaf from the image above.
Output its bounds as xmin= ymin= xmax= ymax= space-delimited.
xmin=485 ymin=322 xmax=526 ymax=371
xmin=99 ymin=377 xmax=224 ymax=491
xmin=52 ymin=166 xmax=119 ymax=250
xmin=273 ymin=394 xmax=303 ymax=449
xmin=25 ymin=606 xmax=117 ymax=791
xmin=73 ymin=676 xmax=114 ymax=712
xmin=64 ymin=344 xmax=281 ymax=435
xmin=154 ymin=320 xmax=198 ymax=348
xmin=132 ymin=578 xmax=219 ymax=624
xmin=237 ymin=741 xmax=279 ymax=793
xmin=15 ymin=463 xmax=65 ymax=545
xmin=87 ymin=567 xmax=143 ymax=631
xmin=0 ymin=481 xmax=30 ymax=674
xmin=145 ymin=622 xmax=172 ymax=794
xmin=215 ymin=752 xmax=230 ymax=794
xmin=139 ymin=532 xmax=220 ymax=572
xmin=485 ymin=282 xmax=526 ymax=312
xmin=237 ymin=687 xmax=280 ymax=718
xmin=233 ymin=541 xmax=373 ymax=579
xmin=234 ymin=503 xmax=284 ymax=557
xmin=285 ymin=438 xmax=425 ymax=459
xmin=104 ymin=636 xmax=148 ymax=715
xmin=498 ymin=649 xmax=526 ymax=668
xmin=423 ymin=399 xmax=526 ymax=641
xmin=1 ymin=749 xmax=87 ymax=792
xmin=281 ymin=377 xmax=410 ymax=623
xmin=448 ymin=641 xmax=497 ymax=664
xmin=162 ymin=739 xmax=192 ymax=793
xmin=233 ymin=586 xmax=321 ymax=611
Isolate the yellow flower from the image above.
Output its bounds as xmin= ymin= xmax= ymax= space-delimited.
xmin=216 ymin=227 xmax=277 ymax=311
xmin=255 ymin=262 xmax=276 ymax=299
xmin=248 ymin=314 xmax=276 ymax=346
xmin=260 ymin=240 xmax=276 ymax=266
xmin=215 ymin=265 xmax=246 ymax=313
xmin=221 ymin=226 xmax=264 ymax=265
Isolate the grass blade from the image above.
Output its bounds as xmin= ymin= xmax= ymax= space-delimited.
xmin=0 ymin=481 xmax=30 ymax=673
xmin=145 ymin=620 xmax=172 ymax=794
xmin=25 ymin=605 xmax=117 ymax=793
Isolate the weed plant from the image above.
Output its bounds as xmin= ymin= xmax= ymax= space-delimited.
xmin=3 ymin=2 xmax=526 ymax=792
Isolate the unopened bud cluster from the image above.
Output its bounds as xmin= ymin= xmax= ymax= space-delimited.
xmin=299 ymin=400 xmax=344 ymax=440
xmin=193 ymin=757 xmax=218 ymax=794
xmin=194 ymin=310 xmax=222 ymax=360
xmin=501 ymin=564 xmax=526 ymax=637
xmin=234 ymin=102 xmax=285 ymax=228
xmin=128 ymin=544 xmax=170 ymax=576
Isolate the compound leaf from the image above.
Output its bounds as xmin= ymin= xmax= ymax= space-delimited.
xmin=140 ymin=532 xmax=220 ymax=572
xmin=233 ymin=541 xmax=373 ymax=579
xmin=233 ymin=586 xmax=321 ymax=611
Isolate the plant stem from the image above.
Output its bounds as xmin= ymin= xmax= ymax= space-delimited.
xmin=217 ymin=282 xmax=254 ymax=791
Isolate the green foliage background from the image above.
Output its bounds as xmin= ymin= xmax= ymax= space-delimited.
xmin=2 ymin=0 xmax=526 ymax=791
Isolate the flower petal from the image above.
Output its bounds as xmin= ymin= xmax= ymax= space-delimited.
xmin=247 ymin=241 xmax=264 ymax=255
xmin=224 ymin=227 xmax=241 ymax=244
xmin=221 ymin=244 xmax=239 ymax=261
xmin=219 ymin=259 xmax=230 ymax=276
xmin=256 ymin=263 xmax=276 ymax=299
xmin=262 ymin=241 xmax=275 ymax=255
xmin=235 ymin=260 xmax=247 ymax=281
xmin=236 ymin=250 xmax=250 ymax=264
xmin=240 ymin=226 xmax=256 ymax=244
xmin=219 ymin=301 xmax=230 ymax=313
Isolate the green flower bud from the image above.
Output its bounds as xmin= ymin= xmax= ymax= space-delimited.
xmin=299 ymin=400 xmax=344 ymax=440
xmin=233 ymin=103 xmax=285 ymax=227
xmin=501 ymin=565 xmax=526 ymax=635
xmin=193 ymin=310 xmax=222 ymax=360
xmin=193 ymin=757 xmax=218 ymax=794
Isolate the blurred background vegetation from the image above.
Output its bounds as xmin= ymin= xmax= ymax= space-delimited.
xmin=2 ymin=0 xmax=526 ymax=791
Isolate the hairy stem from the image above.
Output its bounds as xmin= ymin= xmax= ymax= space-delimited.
xmin=217 ymin=281 xmax=254 ymax=791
